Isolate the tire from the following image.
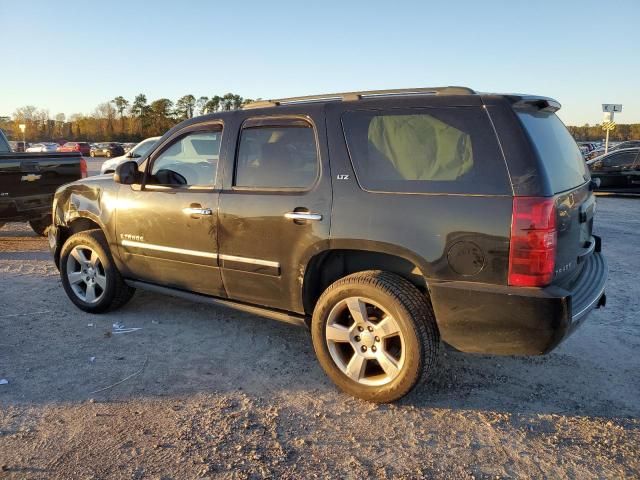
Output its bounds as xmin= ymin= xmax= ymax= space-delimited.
xmin=311 ymin=270 xmax=439 ymax=403
xmin=60 ymin=229 xmax=135 ymax=313
xmin=29 ymin=216 xmax=51 ymax=236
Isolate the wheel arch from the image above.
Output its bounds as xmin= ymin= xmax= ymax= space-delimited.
xmin=301 ymin=241 xmax=429 ymax=317
xmin=54 ymin=216 xmax=104 ymax=267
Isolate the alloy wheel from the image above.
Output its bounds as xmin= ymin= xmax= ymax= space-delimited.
xmin=325 ymin=297 xmax=405 ymax=386
xmin=66 ymin=245 xmax=107 ymax=304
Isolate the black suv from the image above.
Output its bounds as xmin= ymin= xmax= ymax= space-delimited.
xmin=49 ymin=87 xmax=607 ymax=402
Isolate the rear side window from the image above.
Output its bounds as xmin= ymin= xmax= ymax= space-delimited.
xmin=603 ymin=151 xmax=637 ymax=168
xmin=234 ymin=118 xmax=318 ymax=189
xmin=342 ymin=107 xmax=510 ymax=194
xmin=517 ymin=111 xmax=588 ymax=193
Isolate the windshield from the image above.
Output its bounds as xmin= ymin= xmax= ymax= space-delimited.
xmin=517 ymin=111 xmax=589 ymax=193
xmin=131 ymin=138 xmax=157 ymax=158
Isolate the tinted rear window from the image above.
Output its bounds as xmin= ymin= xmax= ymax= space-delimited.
xmin=342 ymin=107 xmax=510 ymax=194
xmin=517 ymin=111 xmax=588 ymax=193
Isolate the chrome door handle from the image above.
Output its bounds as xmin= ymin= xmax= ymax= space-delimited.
xmin=183 ymin=207 xmax=213 ymax=216
xmin=284 ymin=212 xmax=322 ymax=221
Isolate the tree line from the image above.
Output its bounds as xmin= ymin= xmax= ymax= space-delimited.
xmin=1 ymin=96 xmax=639 ymax=143
xmin=567 ymin=123 xmax=640 ymax=142
xmin=0 ymin=93 xmax=253 ymax=143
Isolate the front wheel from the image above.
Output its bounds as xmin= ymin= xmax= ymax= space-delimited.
xmin=60 ymin=229 xmax=135 ymax=313
xmin=311 ymin=271 xmax=439 ymax=403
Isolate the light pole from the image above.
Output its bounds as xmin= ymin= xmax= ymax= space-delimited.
xmin=18 ymin=124 xmax=26 ymax=152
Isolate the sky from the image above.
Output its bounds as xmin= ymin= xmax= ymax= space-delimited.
xmin=0 ymin=0 xmax=638 ymax=126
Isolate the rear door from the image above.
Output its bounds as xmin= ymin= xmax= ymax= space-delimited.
xmin=516 ymin=110 xmax=595 ymax=285
xmin=217 ymin=107 xmax=331 ymax=313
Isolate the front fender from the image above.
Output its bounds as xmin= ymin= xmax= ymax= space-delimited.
xmin=51 ymin=179 xmax=120 ymax=266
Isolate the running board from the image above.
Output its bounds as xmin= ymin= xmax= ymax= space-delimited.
xmin=125 ymin=279 xmax=307 ymax=327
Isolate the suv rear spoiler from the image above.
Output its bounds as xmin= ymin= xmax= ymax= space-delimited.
xmin=507 ymin=95 xmax=561 ymax=112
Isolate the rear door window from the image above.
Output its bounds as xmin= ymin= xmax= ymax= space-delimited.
xmin=516 ymin=111 xmax=589 ymax=193
xmin=341 ymin=107 xmax=510 ymax=194
xmin=234 ymin=118 xmax=319 ymax=189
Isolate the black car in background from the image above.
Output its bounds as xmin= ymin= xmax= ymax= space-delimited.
xmin=587 ymin=148 xmax=640 ymax=190
xmin=90 ymin=142 xmax=125 ymax=158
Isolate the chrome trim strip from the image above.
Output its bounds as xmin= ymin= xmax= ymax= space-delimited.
xmin=219 ymin=254 xmax=280 ymax=268
xmin=121 ymin=240 xmax=218 ymax=259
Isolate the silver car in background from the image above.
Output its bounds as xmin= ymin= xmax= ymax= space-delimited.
xmin=100 ymin=136 xmax=160 ymax=174
xmin=25 ymin=142 xmax=59 ymax=153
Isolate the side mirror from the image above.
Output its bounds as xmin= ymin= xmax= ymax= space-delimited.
xmin=114 ymin=161 xmax=141 ymax=185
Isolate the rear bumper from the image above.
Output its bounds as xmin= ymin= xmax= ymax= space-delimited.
xmin=0 ymin=194 xmax=52 ymax=222
xmin=430 ymin=247 xmax=607 ymax=355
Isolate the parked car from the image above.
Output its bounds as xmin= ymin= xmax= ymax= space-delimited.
xmin=0 ymin=129 xmax=86 ymax=235
xmin=577 ymin=141 xmax=597 ymax=153
xmin=9 ymin=141 xmax=28 ymax=152
xmin=58 ymin=142 xmax=91 ymax=156
xmin=49 ymin=87 xmax=607 ymax=402
xmin=586 ymin=140 xmax=640 ymax=161
xmin=612 ymin=140 xmax=640 ymax=151
xmin=100 ymin=137 xmax=160 ymax=174
xmin=587 ymin=148 xmax=640 ymax=189
xmin=26 ymin=142 xmax=59 ymax=153
xmin=90 ymin=142 xmax=125 ymax=158
xmin=578 ymin=144 xmax=590 ymax=156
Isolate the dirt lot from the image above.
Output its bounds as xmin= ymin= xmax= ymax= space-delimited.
xmin=0 ymin=197 xmax=639 ymax=479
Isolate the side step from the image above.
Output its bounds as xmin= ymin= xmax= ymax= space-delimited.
xmin=125 ymin=279 xmax=307 ymax=327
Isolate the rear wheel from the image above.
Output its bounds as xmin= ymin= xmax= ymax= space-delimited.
xmin=60 ymin=229 xmax=135 ymax=313
xmin=311 ymin=270 xmax=439 ymax=403
xmin=29 ymin=216 xmax=51 ymax=236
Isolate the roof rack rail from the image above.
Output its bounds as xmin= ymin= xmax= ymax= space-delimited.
xmin=243 ymin=86 xmax=475 ymax=109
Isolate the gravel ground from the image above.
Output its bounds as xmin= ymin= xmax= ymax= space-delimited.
xmin=0 ymin=197 xmax=639 ymax=479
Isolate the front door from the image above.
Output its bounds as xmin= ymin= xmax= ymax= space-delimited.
xmin=115 ymin=122 xmax=226 ymax=297
xmin=218 ymin=110 xmax=332 ymax=313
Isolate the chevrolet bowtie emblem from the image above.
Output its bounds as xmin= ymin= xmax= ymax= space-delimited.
xmin=21 ymin=174 xmax=42 ymax=182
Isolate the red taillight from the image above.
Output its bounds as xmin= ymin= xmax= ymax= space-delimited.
xmin=80 ymin=157 xmax=88 ymax=178
xmin=508 ymin=197 xmax=557 ymax=287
